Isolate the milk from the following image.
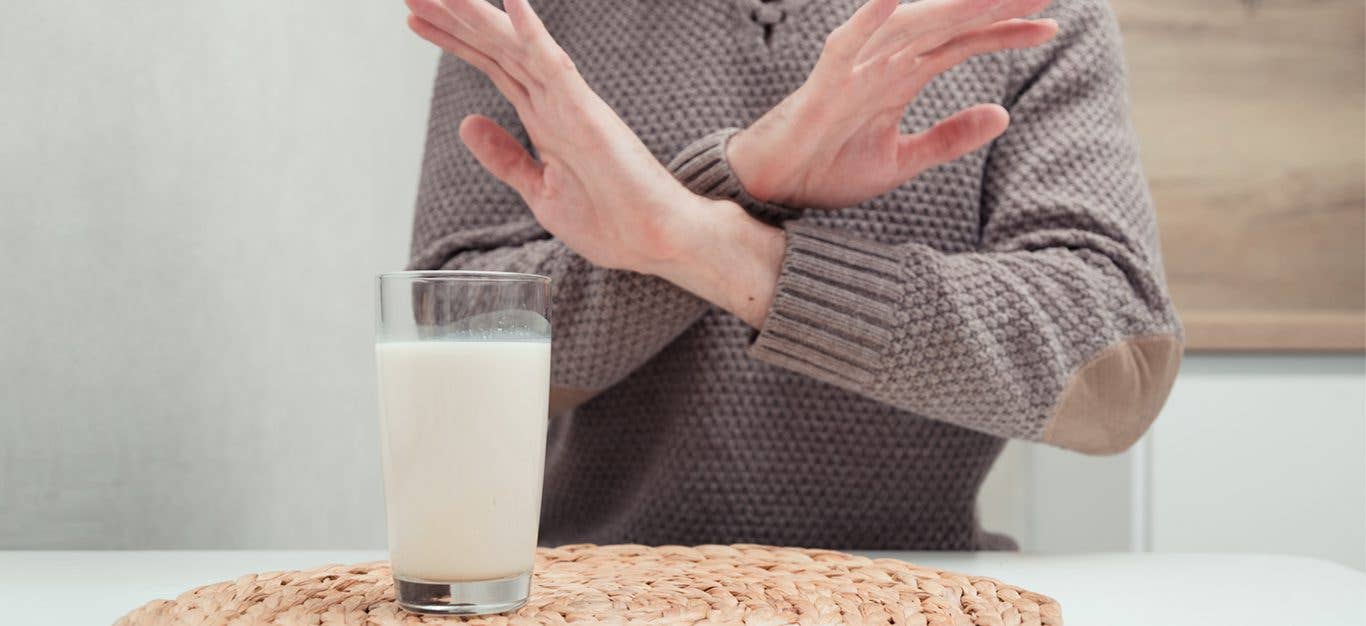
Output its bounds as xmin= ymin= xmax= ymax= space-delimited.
xmin=376 ymin=339 xmax=550 ymax=582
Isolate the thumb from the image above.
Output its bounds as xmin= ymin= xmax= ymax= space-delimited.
xmin=458 ymin=115 xmax=543 ymax=199
xmin=897 ymin=103 xmax=1009 ymax=179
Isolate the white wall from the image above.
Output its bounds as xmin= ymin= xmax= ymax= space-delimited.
xmin=1149 ymin=355 xmax=1365 ymax=570
xmin=977 ymin=355 xmax=1366 ymax=570
xmin=0 ymin=0 xmax=431 ymax=548
xmin=2 ymin=1 xmax=1363 ymax=569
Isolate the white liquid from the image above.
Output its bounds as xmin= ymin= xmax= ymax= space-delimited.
xmin=376 ymin=340 xmax=550 ymax=582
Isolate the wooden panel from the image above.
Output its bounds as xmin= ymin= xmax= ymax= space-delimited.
xmin=1112 ymin=0 xmax=1365 ymax=351
xmin=1182 ymin=311 xmax=1365 ymax=352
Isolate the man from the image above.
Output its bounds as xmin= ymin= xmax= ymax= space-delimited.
xmin=403 ymin=0 xmax=1181 ymax=550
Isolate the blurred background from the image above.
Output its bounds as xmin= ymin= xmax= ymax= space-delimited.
xmin=1 ymin=1 xmax=1362 ymax=570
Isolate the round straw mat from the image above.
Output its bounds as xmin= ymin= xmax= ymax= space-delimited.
xmin=116 ymin=544 xmax=1062 ymax=625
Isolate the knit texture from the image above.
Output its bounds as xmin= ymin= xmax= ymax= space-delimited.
xmin=409 ymin=0 xmax=1181 ymax=550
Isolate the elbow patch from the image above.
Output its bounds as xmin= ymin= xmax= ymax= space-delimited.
xmin=1041 ymin=334 xmax=1183 ymax=455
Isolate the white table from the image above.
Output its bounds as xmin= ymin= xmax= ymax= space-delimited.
xmin=1 ymin=550 xmax=1362 ymax=625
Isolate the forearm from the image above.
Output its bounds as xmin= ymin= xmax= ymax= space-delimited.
xmin=746 ymin=221 xmax=1181 ymax=455
xmin=647 ymin=194 xmax=1179 ymax=457
xmin=533 ymin=200 xmax=774 ymax=410
xmin=424 ymin=232 xmax=711 ymax=394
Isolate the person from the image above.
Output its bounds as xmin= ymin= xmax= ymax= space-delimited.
xmin=402 ymin=0 xmax=1182 ymax=550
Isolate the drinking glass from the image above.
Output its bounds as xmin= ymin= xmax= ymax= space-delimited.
xmin=375 ymin=270 xmax=551 ymax=615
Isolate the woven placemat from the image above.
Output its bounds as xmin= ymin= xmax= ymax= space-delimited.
xmin=115 ymin=544 xmax=1062 ymax=625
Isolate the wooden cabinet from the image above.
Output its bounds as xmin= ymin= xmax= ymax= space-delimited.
xmin=1112 ymin=0 xmax=1365 ymax=351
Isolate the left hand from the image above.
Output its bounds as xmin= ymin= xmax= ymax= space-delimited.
xmin=405 ymin=0 xmax=712 ymax=276
xmin=405 ymin=0 xmax=787 ymax=325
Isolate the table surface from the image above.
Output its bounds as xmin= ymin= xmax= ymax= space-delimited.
xmin=1 ymin=550 xmax=1362 ymax=625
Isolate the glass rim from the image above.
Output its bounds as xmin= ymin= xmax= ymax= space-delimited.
xmin=378 ymin=270 xmax=550 ymax=283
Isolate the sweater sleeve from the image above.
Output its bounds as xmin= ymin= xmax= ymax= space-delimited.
xmin=746 ymin=0 xmax=1183 ymax=455
xmin=666 ymin=128 xmax=804 ymax=225
xmin=408 ymin=54 xmax=712 ymax=394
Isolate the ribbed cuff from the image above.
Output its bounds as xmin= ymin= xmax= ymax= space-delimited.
xmin=666 ymin=128 xmax=804 ymax=225
xmin=748 ymin=223 xmax=904 ymax=390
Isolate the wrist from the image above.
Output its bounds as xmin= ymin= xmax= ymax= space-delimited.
xmin=722 ymin=205 xmax=785 ymax=327
xmin=631 ymin=192 xmax=713 ymax=277
xmin=655 ymin=198 xmax=785 ymax=328
xmin=726 ymin=128 xmax=783 ymax=205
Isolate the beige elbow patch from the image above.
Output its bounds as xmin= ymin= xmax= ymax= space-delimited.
xmin=1042 ymin=335 xmax=1183 ymax=455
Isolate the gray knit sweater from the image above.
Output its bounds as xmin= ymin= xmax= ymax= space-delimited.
xmin=409 ymin=0 xmax=1182 ymax=550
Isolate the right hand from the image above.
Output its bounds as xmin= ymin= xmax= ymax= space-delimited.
xmin=726 ymin=0 xmax=1058 ymax=209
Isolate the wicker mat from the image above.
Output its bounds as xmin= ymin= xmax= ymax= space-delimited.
xmin=115 ymin=544 xmax=1062 ymax=625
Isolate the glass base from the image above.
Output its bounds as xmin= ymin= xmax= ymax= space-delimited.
xmin=394 ymin=571 xmax=531 ymax=616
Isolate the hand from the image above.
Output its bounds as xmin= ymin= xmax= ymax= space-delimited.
xmin=406 ymin=0 xmax=787 ymax=326
xmin=405 ymin=0 xmax=711 ymax=275
xmin=727 ymin=0 xmax=1058 ymax=209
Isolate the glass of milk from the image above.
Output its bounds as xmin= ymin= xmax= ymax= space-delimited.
xmin=375 ymin=270 xmax=551 ymax=615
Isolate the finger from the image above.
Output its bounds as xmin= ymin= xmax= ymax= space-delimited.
xmin=859 ymin=0 xmax=1050 ymax=65
xmin=439 ymin=0 xmax=521 ymax=47
xmin=897 ymin=104 xmax=1008 ymax=177
xmin=858 ymin=0 xmax=997 ymax=63
xmin=886 ymin=18 xmax=1057 ymax=101
xmin=459 ymin=114 xmax=544 ymax=198
xmin=407 ymin=0 xmax=541 ymax=87
xmin=408 ymin=15 xmax=531 ymax=109
xmin=504 ymin=0 xmax=580 ymax=85
xmin=406 ymin=0 xmax=487 ymax=51
xmin=407 ymin=0 xmax=510 ymax=59
xmin=819 ymin=0 xmax=898 ymax=69
xmin=922 ymin=18 xmax=1059 ymax=66
xmin=889 ymin=0 xmax=1053 ymax=64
